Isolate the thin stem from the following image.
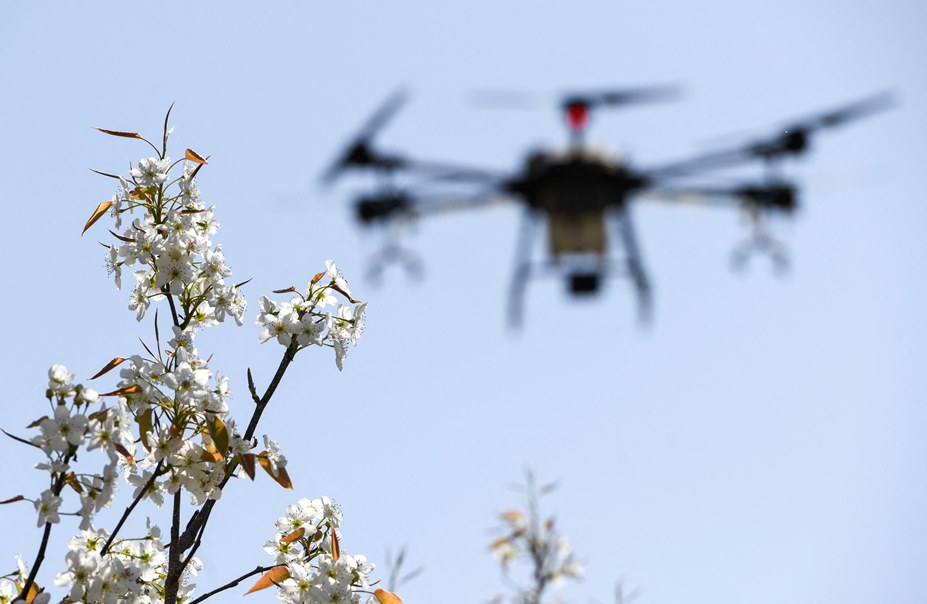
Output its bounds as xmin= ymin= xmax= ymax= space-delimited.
xmin=14 ymin=523 xmax=52 ymax=603
xmin=188 ymin=564 xmax=281 ymax=604
xmin=163 ymin=491 xmax=183 ymax=604
xmin=101 ymin=461 xmax=165 ymax=556
xmin=165 ymin=290 xmax=180 ymax=328
xmin=244 ymin=339 xmax=299 ymax=441
xmin=16 ymin=456 xmax=72 ymax=602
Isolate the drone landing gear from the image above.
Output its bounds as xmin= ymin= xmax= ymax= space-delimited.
xmin=612 ymin=205 xmax=653 ymax=325
xmin=366 ymin=220 xmax=424 ymax=284
xmin=730 ymin=206 xmax=790 ymax=274
xmin=506 ymin=208 xmax=654 ymax=329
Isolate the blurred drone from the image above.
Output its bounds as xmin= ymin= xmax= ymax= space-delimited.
xmin=321 ymin=86 xmax=893 ymax=326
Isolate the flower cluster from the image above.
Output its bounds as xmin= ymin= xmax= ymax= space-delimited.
xmin=256 ymin=260 xmax=367 ymax=370
xmin=29 ymin=365 xmax=128 ymax=530
xmin=105 ymin=150 xmax=246 ymax=329
xmin=489 ymin=483 xmax=583 ymax=604
xmin=52 ymin=525 xmax=200 ymax=603
xmin=258 ymin=497 xmax=378 ymax=604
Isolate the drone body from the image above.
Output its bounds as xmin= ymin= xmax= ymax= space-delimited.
xmin=322 ymin=87 xmax=892 ymax=326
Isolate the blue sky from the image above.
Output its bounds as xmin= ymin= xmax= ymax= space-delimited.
xmin=1 ymin=2 xmax=925 ymax=603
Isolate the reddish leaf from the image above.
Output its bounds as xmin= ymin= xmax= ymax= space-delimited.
xmin=185 ymin=148 xmax=208 ymax=164
xmin=272 ymin=286 xmax=297 ymax=294
xmin=331 ymin=527 xmax=340 ymax=561
xmin=311 ymin=271 xmax=325 ymax=285
xmin=113 ymin=444 xmax=135 ymax=465
xmin=257 ymin=455 xmax=294 ymax=489
xmin=281 ymin=527 xmax=305 ymax=544
xmin=101 ymin=384 xmax=141 ymax=397
xmin=94 ymin=127 xmax=142 ymax=139
xmin=26 ymin=416 xmax=49 ymax=429
xmin=23 ymin=581 xmax=42 ymax=603
xmin=90 ymin=357 xmax=128 ymax=380
xmin=238 ymin=453 xmax=256 ymax=480
xmin=245 ymin=566 xmax=290 ymax=594
xmin=82 ymin=201 xmax=113 ymax=235
xmin=374 ymin=588 xmax=405 ymax=604
xmin=0 ymin=495 xmax=24 ymax=505
xmin=330 ymin=283 xmax=361 ymax=304
xmin=109 ymin=229 xmax=135 ymax=243
xmin=64 ymin=472 xmax=83 ymax=494
xmin=200 ymin=443 xmax=224 ymax=463
xmin=234 ymin=277 xmax=253 ymax=289
xmin=88 ymin=408 xmax=110 ymax=423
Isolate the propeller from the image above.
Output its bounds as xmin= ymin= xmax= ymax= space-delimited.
xmin=320 ymin=89 xmax=409 ymax=186
xmin=472 ymin=84 xmax=680 ymax=117
xmin=722 ymin=91 xmax=897 ymax=159
xmin=560 ymin=84 xmax=681 ymax=111
xmin=647 ymin=90 xmax=896 ymax=177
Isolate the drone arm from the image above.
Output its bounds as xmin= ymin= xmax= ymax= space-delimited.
xmin=642 ymin=148 xmax=759 ymax=179
xmin=638 ymin=184 xmax=798 ymax=213
xmin=399 ymin=158 xmax=508 ymax=185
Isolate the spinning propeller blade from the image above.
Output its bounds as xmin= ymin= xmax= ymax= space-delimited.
xmin=562 ymin=84 xmax=682 ymax=110
xmin=320 ymin=89 xmax=409 ymax=186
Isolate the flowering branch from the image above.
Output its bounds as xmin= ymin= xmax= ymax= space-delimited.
xmin=3 ymin=110 xmax=382 ymax=604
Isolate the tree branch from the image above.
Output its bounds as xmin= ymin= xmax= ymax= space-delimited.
xmin=101 ymin=461 xmax=165 ymax=556
xmin=188 ymin=564 xmax=282 ymax=604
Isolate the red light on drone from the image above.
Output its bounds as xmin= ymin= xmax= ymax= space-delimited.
xmin=566 ymin=103 xmax=589 ymax=132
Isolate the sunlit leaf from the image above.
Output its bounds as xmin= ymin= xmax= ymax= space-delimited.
xmin=373 ymin=588 xmax=405 ymax=604
xmin=311 ymin=271 xmax=325 ymax=285
xmin=94 ymin=127 xmax=143 ymax=139
xmin=200 ymin=443 xmax=224 ymax=463
xmin=272 ymin=286 xmax=297 ymax=294
xmin=0 ymin=495 xmax=24 ymax=505
xmin=257 ymin=455 xmax=294 ymax=489
xmin=100 ymin=384 xmax=142 ymax=397
xmin=239 ymin=452 xmax=256 ymax=480
xmin=113 ymin=444 xmax=135 ymax=465
xmin=185 ymin=148 xmax=208 ymax=164
xmin=82 ymin=201 xmax=113 ymax=235
xmin=24 ymin=581 xmax=42 ymax=603
xmin=207 ymin=417 xmax=229 ymax=457
xmin=245 ymin=566 xmax=290 ymax=594
xmin=90 ymin=357 xmax=128 ymax=380
xmin=281 ymin=528 xmax=305 ymax=543
xmin=331 ymin=527 xmax=340 ymax=561
xmin=129 ymin=186 xmax=158 ymax=200
xmin=64 ymin=472 xmax=83 ymax=494
xmin=88 ymin=408 xmax=110 ymax=423
xmin=137 ymin=408 xmax=153 ymax=451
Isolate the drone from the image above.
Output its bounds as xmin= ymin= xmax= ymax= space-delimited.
xmin=320 ymin=86 xmax=893 ymax=326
